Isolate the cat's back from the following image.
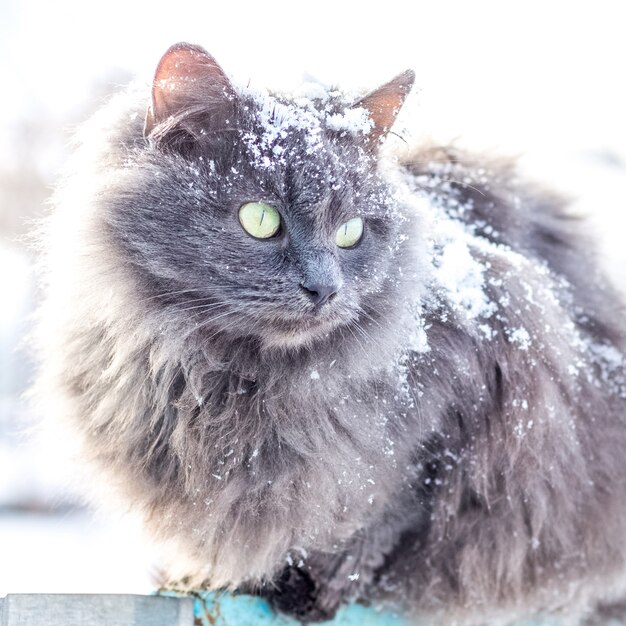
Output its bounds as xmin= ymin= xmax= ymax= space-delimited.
xmin=401 ymin=145 xmax=626 ymax=349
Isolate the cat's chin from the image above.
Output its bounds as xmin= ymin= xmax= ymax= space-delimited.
xmin=258 ymin=317 xmax=341 ymax=351
xmin=247 ymin=303 xmax=358 ymax=352
xmin=260 ymin=326 xmax=333 ymax=351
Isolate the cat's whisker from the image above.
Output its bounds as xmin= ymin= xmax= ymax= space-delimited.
xmin=351 ymin=308 xmax=388 ymax=351
xmin=345 ymin=320 xmax=371 ymax=361
xmin=449 ymin=180 xmax=487 ymax=197
xmin=176 ymin=301 xmax=229 ymax=314
xmin=171 ymin=296 xmax=220 ymax=307
xmin=355 ymin=307 xmax=386 ymax=333
xmin=137 ymin=287 xmax=202 ymax=304
xmin=387 ymin=130 xmax=409 ymax=146
xmin=352 ymin=320 xmax=389 ymax=361
xmin=139 ymin=284 xmax=258 ymax=308
xmin=413 ymin=175 xmax=488 ymax=198
xmin=191 ymin=305 xmax=255 ymax=338
xmin=204 ymin=314 xmax=254 ymax=343
xmin=353 ymin=325 xmax=374 ymax=352
xmin=356 ymin=299 xmax=389 ymax=320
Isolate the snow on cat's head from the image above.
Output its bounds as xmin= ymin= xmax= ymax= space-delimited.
xmin=103 ymin=43 xmax=416 ymax=349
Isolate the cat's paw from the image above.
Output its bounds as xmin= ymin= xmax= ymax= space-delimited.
xmin=266 ymin=565 xmax=342 ymax=623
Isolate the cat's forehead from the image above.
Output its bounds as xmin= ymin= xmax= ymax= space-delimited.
xmin=243 ymin=86 xmax=371 ymax=145
xmin=241 ymin=89 xmax=371 ymax=166
xmin=234 ymin=88 xmax=377 ymax=209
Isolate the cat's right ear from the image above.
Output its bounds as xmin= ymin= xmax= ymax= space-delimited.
xmin=144 ymin=42 xmax=236 ymax=138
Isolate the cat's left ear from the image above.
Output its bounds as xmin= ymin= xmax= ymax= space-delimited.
xmin=144 ymin=42 xmax=237 ymax=137
xmin=352 ymin=70 xmax=415 ymax=150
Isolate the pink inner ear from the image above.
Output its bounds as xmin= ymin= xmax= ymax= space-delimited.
xmin=354 ymin=70 xmax=415 ymax=146
xmin=147 ymin=42 xmax=235 ymax=134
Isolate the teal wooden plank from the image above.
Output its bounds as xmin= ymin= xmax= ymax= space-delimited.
xmin=1 ymin=592 xmax=607 ymax=625
xmin=186 ymin=591 xmax=413 ymax=626
xmin=183 ymin=591 xmax=590 ymax=626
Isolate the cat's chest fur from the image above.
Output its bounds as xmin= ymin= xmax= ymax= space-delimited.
xmin=99 ymin=328 xmax=426 ymax=587
xmin=167 ymin=336 xmax=422 ymax=497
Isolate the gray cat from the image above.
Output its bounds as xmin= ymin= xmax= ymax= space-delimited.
xmin=36 ymin=42 xmax=626 ymax=624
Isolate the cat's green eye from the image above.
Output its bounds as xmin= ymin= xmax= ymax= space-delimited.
xmin=239 ymin=202 xmax=281 ymax=239
xmin=335 ymin=217 xmax=364 ymax=248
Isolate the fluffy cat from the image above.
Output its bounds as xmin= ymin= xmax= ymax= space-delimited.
xmin=36 ymin=43 xmax=626 ymax=624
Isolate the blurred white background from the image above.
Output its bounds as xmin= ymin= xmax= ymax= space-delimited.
xmin=1 ymin=0 xmax=625 ymax=595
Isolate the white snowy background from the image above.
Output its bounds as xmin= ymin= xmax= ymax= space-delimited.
xmin=1 ymin=0 xmax=625 ymax=595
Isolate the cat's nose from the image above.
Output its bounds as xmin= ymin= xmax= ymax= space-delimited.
xmin=300 ymin=282 xmax=338 ymax=307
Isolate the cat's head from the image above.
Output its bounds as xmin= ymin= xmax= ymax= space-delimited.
xmin=108 ymin=43 xmax=415 ymax=350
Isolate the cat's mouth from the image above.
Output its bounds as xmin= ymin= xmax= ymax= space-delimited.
xmin=258 ymin=307 xmax=353 ymax=350
xmin=190 ymin=294 xmax=356 ymax=350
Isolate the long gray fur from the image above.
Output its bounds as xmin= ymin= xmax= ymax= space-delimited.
xmin=35 ymin=45 xmax=626 ymax=625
